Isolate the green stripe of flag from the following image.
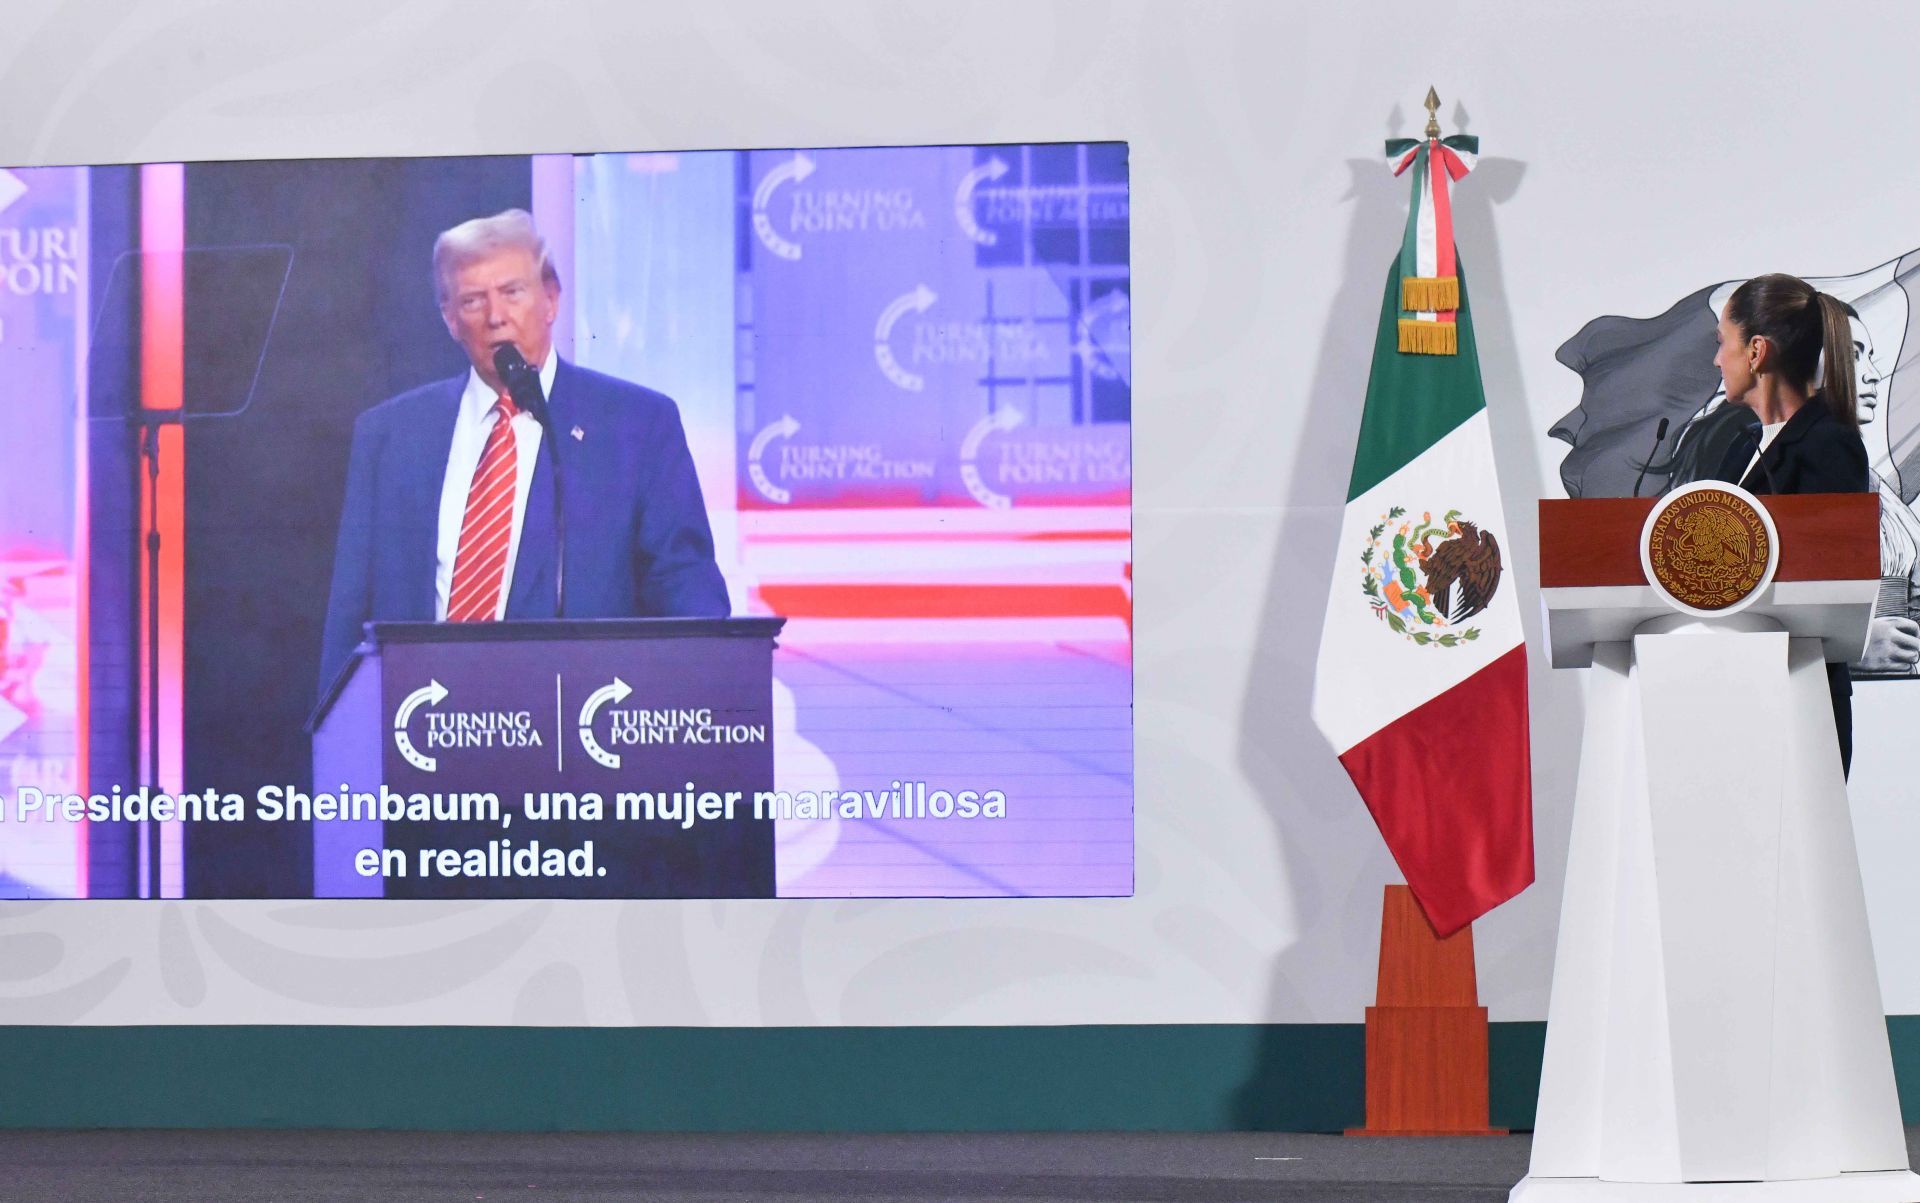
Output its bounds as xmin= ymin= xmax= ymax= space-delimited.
xmin=1344 ymin=256 xmax=1486 ymax=503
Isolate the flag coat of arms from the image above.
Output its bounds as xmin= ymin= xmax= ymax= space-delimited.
xmin=1310 ymin=132 xmax=1534 ymax=937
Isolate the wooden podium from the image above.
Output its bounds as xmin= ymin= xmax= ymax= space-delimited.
xmin=1514 ymin=492 xmax=1920 ymax=1202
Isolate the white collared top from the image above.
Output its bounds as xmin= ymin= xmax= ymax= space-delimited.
xmin=433 ymin=353 xmax=557 ymax=620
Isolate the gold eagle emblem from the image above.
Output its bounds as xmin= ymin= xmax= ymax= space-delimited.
xmin=1645 ymin=487 xmax=1771 ymax=611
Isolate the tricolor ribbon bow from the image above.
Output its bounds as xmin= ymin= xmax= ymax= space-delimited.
xmin=1385 ymin=133 xmax=1479 ymax=355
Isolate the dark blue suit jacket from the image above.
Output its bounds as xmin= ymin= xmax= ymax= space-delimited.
xmin=1717 ymin=395 xmax=1869 ymax=498
xmin=319 ymin=358 xmax=730 ymax=692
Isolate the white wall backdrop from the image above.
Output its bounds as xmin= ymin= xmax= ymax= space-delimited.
xmin=2 ymin=0 xmax=1919 ymax=1025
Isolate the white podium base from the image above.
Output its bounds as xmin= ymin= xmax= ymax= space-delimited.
xmin=1520 ymin=618 xmax=1911 ymax=1196
xmin=1511 ymin=1170 xmax=1920 ymax=1203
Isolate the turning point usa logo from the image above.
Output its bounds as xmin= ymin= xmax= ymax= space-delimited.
xmin=752 ymin=152 xmax=927 ymax=261
xmin=392 ymin=681 xmax=541 ymax=774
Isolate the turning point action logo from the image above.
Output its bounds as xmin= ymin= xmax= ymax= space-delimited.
xmin=746 ymin=411 xmax=936 ymax=505
xmin=577 ymin=681 xmax=768 ymax=771
xmin=952 ymin=154 xmax=1131 ymax=247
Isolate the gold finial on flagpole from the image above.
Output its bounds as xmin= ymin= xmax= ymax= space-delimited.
xmin=1423 ymin=87 xmax=1442 ymax=139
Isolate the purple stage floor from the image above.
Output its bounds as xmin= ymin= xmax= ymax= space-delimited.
xmin=774 ymin=641 xmax=1133 ymax=898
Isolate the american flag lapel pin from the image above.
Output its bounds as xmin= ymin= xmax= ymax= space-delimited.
xmin=571 ymin=425 xmax=584 ymax=442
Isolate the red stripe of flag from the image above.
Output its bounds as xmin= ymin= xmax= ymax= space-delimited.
xmin=1431 ymin=141 xmax=1456 ymax=285
xmin=1336 ymin=644 xmax=1533 ymax=937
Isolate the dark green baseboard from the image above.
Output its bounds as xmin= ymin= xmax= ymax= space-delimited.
xmin=0 ymin=1019 xmax=1912 ymax=1131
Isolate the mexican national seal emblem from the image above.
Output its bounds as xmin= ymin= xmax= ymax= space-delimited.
xmin=1642 ymin=484 xmax=1775 ymax=613
xmin=1361 ymin=507 xmax=1503 ymax=647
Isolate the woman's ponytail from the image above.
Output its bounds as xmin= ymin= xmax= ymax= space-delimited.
xmin=1815 ymin=290 xmax=1860 ymax=429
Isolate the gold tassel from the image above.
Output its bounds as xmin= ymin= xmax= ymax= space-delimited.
xmin=1398 ymin=319 xmax=1458 ymax=356
xmin=1401 ymin=275 xmax=1459 ymax=312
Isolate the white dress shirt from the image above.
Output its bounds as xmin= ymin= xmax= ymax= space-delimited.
xmin=1740 ymin=418 xmax=1787 ymax=485
xmin=433 ymin=354 xmax=556 ymax=620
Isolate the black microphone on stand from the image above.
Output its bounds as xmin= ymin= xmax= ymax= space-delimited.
xmin=492 ymin=343 xmax=565 ymax=617
xmin=1630 ymin=417 xmax=1671 ymax=498
xmin=492 ymin=342 xmax=550 ymax=425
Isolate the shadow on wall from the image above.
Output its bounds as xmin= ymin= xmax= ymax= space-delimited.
xmin=1229 ymin=101 xmax=1576 ymax=1130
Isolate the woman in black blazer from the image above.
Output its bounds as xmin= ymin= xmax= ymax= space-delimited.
xmin=1711 ymin=273 xmax=1871 ymax=774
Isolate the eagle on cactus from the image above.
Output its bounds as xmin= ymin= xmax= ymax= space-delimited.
xmin=1360 ymin=507 xmax=1503 ymax=647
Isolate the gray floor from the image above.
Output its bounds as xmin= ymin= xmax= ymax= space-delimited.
xmin=0 ymin=1129 xmax=1528 ymax=1202
xmin=6 ymin=1129 xmax=1920 ymax=1202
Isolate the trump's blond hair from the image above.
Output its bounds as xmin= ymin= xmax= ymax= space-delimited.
xmin=431 ymin=208 xmax=559 ymax=306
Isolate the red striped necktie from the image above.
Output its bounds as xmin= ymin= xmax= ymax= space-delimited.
xmin=447 ymin=394 xmax=519 ymax=622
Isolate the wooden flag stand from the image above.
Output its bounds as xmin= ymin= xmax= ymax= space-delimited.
xmin=1346 ymin=884 xmax=1504 ymax=1136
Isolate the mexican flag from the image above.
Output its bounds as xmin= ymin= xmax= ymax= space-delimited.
xmin=1310 ymin=134 xmax=1533 ymax=938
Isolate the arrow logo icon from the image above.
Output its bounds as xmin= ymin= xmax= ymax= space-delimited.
xmin=0 ymin=170 xmax=26 ymax=217
xmin=578 ymin=677 xmax=632 ymax=770
xmin=751 ymin=152 xmax=816 ymax=261
xmin=959 ymin=408 xmax=1024 ymax=510
xmin=874 ymin=284 xmax=937 ymax=392
xmin=0 ymin=694 xmax=26 ymax=745
xmin=393 ymin=679 xmax=448 ymax=773
xmin=1073 ymin=289 xmax=1132 ymax=384
xmin=953 ymin=156 xmax=1009 ymax=246
xmin=748 ymin=414 xmax=801 ymax=504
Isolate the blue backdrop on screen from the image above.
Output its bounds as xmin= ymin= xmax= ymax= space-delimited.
xmin=741 ymin=145 xmax=1130 ymax=511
